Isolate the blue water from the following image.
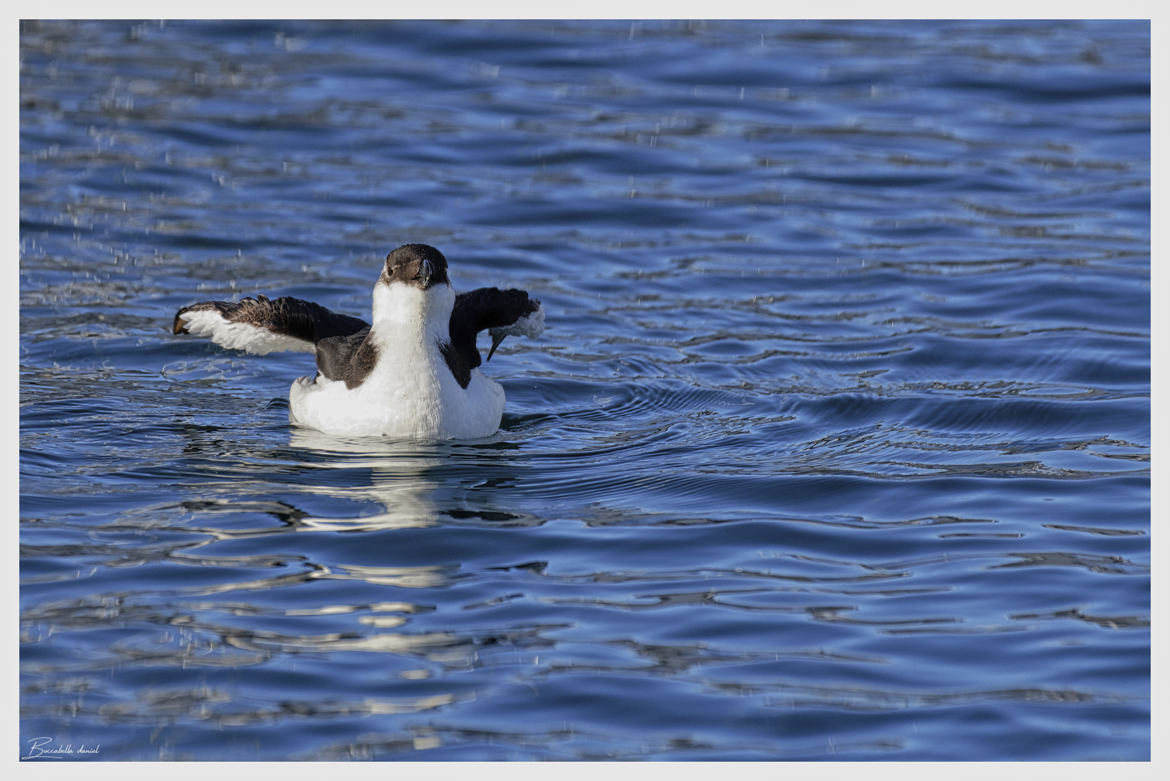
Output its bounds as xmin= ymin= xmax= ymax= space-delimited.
xmin=19 ymin=20 xmax=1149 ymax=761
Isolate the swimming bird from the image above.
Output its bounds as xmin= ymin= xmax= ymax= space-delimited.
xmin=172 ymin=243 xmax=544 ymax=439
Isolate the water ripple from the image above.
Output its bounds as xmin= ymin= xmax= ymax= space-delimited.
xmin=19 ymin=19 xmax=1148 ymax=761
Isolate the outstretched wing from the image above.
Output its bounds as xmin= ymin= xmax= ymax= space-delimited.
xmin=173 ymin=295 xmax=369 ymax=356
xmin=443 ymin=287 xmax=544 ymax=388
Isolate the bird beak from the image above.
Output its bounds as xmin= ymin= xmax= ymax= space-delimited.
xmin=487 ymin=332 xmax=507 ymax=361
xmin=417 ymin=258 xmax=434 ymax=288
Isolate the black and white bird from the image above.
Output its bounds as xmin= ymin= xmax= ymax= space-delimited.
xmin=172 ymin=244 xmax=544 ymax=439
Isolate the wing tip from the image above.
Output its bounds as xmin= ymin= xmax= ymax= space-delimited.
xmin=486 ymin=299 xmax=545 ymax=359
xmin=173 ymin=306 xmax=193 ymax=335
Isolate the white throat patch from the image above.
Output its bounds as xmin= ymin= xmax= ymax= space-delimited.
xmin=371 ymin=280 xmax=455 ymax=343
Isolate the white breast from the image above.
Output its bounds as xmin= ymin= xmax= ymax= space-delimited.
xmin=288 ymin=366 xmax=505 ymax=439
xmin=287 ymin=282 xmax=506 ymax=440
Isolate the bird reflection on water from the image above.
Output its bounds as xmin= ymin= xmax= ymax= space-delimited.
xmin=285 ymin=429 xmax=446 ymax=533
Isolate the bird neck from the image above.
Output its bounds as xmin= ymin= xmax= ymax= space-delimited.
xmin=370 ymin=281 xmax=454 ymax=346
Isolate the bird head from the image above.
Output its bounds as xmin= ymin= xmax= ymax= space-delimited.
xmin=381 ymin=243 xmax=450 ymax=290
xmin=372 ymin=244 xmax=455 ymax=334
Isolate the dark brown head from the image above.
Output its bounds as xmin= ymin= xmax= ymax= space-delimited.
xmin=381 ymin=244 xmax=450 ymax=290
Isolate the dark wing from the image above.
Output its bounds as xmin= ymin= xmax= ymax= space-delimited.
xmin=173 ymin=295 xmax=370 ymax=365
xmin=315 ymin=326 xmax=374 ymax=386
xmin=443 ymin=287 xmax=544 ymax=388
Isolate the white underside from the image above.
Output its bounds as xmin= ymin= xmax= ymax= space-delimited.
xmin=289 ymin=362 xmax=505 ymax=440
xmin=289 ymin=282 xmax=506 ymax=440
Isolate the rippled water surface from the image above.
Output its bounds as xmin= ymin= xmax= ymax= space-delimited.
xmin=19 ymin=20 xmax=1150 ymax=761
